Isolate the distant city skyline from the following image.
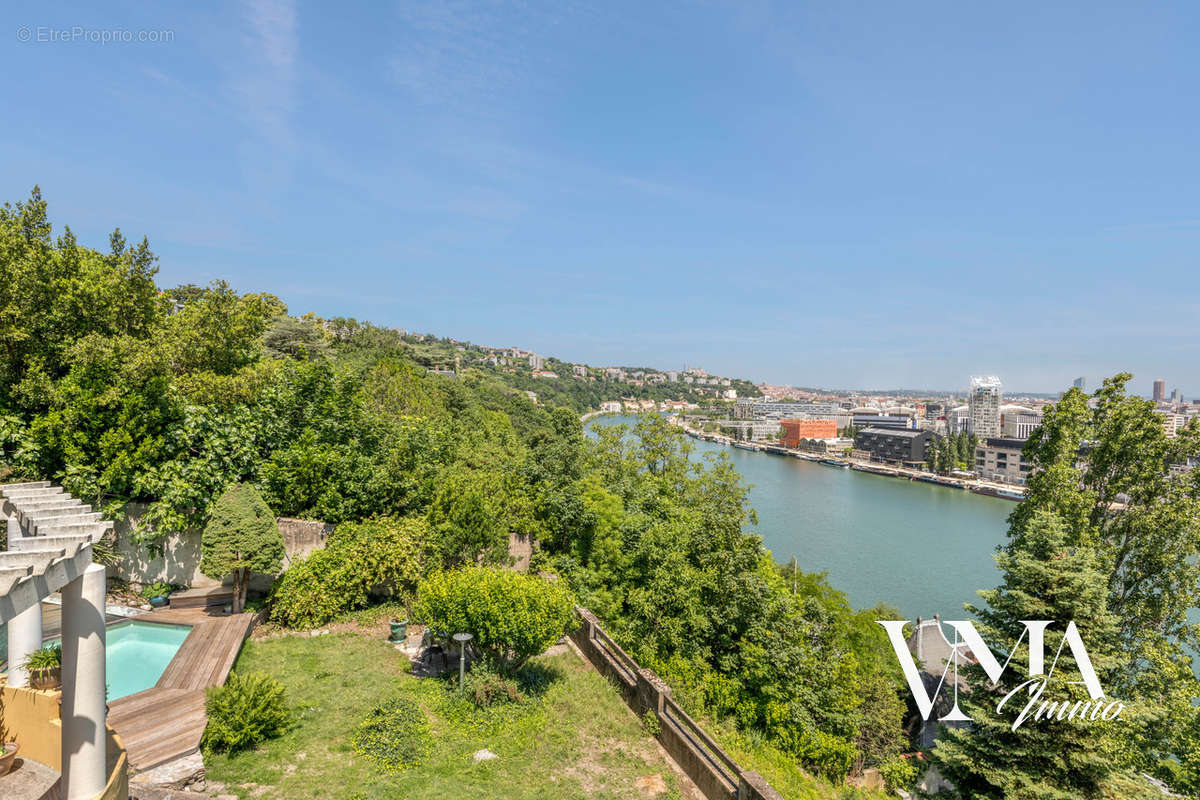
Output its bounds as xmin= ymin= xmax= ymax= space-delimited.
xmin=3 ymin=1 xmax=1197 ymax=397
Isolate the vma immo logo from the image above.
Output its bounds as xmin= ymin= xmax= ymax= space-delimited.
xmin=877 ymin=619 xmax=1126 ymax=731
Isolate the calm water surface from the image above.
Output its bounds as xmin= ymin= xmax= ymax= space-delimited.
xmin=591 ymin=415 xmax=1011 ymax=618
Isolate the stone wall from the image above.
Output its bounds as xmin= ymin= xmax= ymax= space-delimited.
xmin=248 ymin=518 xmax=333 ymax=593
xmin=570 ymin=608 xmax=784 ymax=800
xmin=111 ymin=503 xmax=332 ymax=592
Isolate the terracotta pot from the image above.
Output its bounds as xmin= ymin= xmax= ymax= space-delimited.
xmin=30 ymin=666 xmax=61 ymax=691
xmin=0 ymin=741 xmax=18 ymax=776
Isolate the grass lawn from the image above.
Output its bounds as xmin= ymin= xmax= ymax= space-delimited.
xmin=205 ymin=631 xmax=695 ymax=800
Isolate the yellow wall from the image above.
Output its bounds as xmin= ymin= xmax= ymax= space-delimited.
xmin=0 ymin=680 xmax=128 ymax=800
xmin=1 ymin=680 xmax=62 ymax=769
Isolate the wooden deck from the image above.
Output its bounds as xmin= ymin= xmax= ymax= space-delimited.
xmin=167 ymin=584 xmax=233 ymax=610
xmin=107 ymin=609 xmax=255 ymax=771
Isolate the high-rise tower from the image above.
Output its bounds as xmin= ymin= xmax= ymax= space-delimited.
xmin=968 ymin=376 xmax=1002 ymax=438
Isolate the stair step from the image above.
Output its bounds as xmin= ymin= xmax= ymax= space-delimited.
xmin=25 ymin=511 xmax=101 ymax=526
xmin=2 ymin=487 xmax=65 ymax=500
xmin=0 ymin=548 xmax=68 ymax=575
xmin=34 ymin=520 xmax=113 ymax=537
xmin=10 ymin=533 xmax=96 ymax=559
xmin=18 ymin=500 xmax=87 ymax=514
xmin=0 ymin=565 xmax=33 ymax=595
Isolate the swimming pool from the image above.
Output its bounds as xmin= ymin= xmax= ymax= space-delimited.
xmin=103 ymin=621 xmax=192 ymax=699
xmin=13 ymin=620 xmax=194 ymax=700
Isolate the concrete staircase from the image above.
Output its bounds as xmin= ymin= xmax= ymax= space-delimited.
xmin=0 ymin=480 xmax=112 ymax=624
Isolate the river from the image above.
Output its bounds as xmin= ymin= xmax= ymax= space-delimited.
xmin=590 ymin=415 xmax=1012 ymax=619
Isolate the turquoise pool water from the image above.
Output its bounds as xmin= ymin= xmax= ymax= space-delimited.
xmin=10 ymin=620 xmax=194 ymax=700
xmin=104 ymin=621 xmax=192 ymax=699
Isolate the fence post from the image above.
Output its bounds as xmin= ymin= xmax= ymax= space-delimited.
xmin=737 ymin=770 xmax=786 ymax=800
xmin=636 ymin=667 xmax=671 ymax=717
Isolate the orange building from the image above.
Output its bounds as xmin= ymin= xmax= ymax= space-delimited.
xmin=780 ymin=418 xmax=837 ymax=447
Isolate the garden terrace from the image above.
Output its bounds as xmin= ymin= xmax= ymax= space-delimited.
xmin=203 ymin=625 xmax=705 ymax=800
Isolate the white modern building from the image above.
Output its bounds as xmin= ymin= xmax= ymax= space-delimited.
xmin=948 ymin=404 xmax=971 ymax=434
xmin=734 ymin=400 xmax=841 ymax=421
xmin=968 ymin=376 xmax=1003 ymax=438
xmin=999 ymin=404 xmax=1043 ymax=440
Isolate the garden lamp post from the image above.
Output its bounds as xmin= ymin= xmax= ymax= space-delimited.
xmin=453 ymin=632 xmax=473 ymax=692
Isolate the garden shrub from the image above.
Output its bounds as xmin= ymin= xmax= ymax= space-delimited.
xmin=461 ymin=666 xmax=523 ymax=709
xmin=785 ymin=727 xmax=857 ymax=781
xmin=202 ymin=671 xmax=290 ymax=753
xmin=878 ymin=755 xmax=917 ymax=792
xmin=351 ymin=697 xmax=430 ymax=773
xmin=269 ymin=516 xmax=425 ymax=628
xmin=414 ymin=566 xmax=575 ymax=674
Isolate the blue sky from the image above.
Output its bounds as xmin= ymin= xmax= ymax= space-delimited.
xmin=3 ymin=1 xmax=1198 ymax=394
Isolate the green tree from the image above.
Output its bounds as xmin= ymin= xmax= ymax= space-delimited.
xmin=263 ymin=315 xmax=329 ymax=361
xmin=543 ymin=414 xmax=906 ymax=780
xmin=933 ymin=510 xmax=1125 ymax=798
xmin=1009 ymin=374 xmax=1200 ymax=778
xmin=0 ymin=187 xmax=161 ymax=408
xmin=200 ymin=484 xmax=285 ymax=613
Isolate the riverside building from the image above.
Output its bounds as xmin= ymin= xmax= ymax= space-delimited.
xmin=856 ymin=427 xmax=932 ymax=465
xmin=999 ymin=404 xmax=1043 ymax=440
xmin=968 ymin=376 xmax=1002 ymax=438
xmin=974 ymin=438 xmax=1032 ymax=484
xmin=780 ymin=418 xmax=838 ymax=447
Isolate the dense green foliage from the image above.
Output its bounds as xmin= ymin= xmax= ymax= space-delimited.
xmin=877 ymin=756 xmax=917 ymax=794
xmin=351 ymin=697 xmax=431 ymax=774
xmin=202 ymin=671 xmax=291 ymax=754
xmin=540 ymin=414 xmax=908 ymax=779
xmin=933 ymin=511 xmax=1127 ymax=798
xmin=415 ymin=566 xmax=576 ymax=674
xmin=929 ymin=375 xmax=1200 ymax=798
xmin=270 ymin=517 xmax=425 ymax=629
xmin=201 ymin=483 xmax=285 ymax=613
xmin=1003 ymin=376 xmax=1200 ymax=794
xmin=924 ymin=430 xmax=978 ymax=474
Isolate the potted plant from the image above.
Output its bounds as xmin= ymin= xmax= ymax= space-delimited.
xmin=0 ymin=691 xmax=18 ymax=776
xmin=388 ymin=599 xmax=414 ymax=642
xmin=25 ymin=643 xmax=62 ymax=690
xmin=141 ymin=580 xmax=173 ymax=608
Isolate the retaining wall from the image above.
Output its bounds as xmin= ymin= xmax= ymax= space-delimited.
xmin=111 ymin=503 xmax=331 ymax=592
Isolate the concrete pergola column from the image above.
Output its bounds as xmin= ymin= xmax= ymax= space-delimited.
xmin=60 ymin=562 xmax=107 ymax=800
xmin=6 ymin=514 xmax=42 ymax=687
